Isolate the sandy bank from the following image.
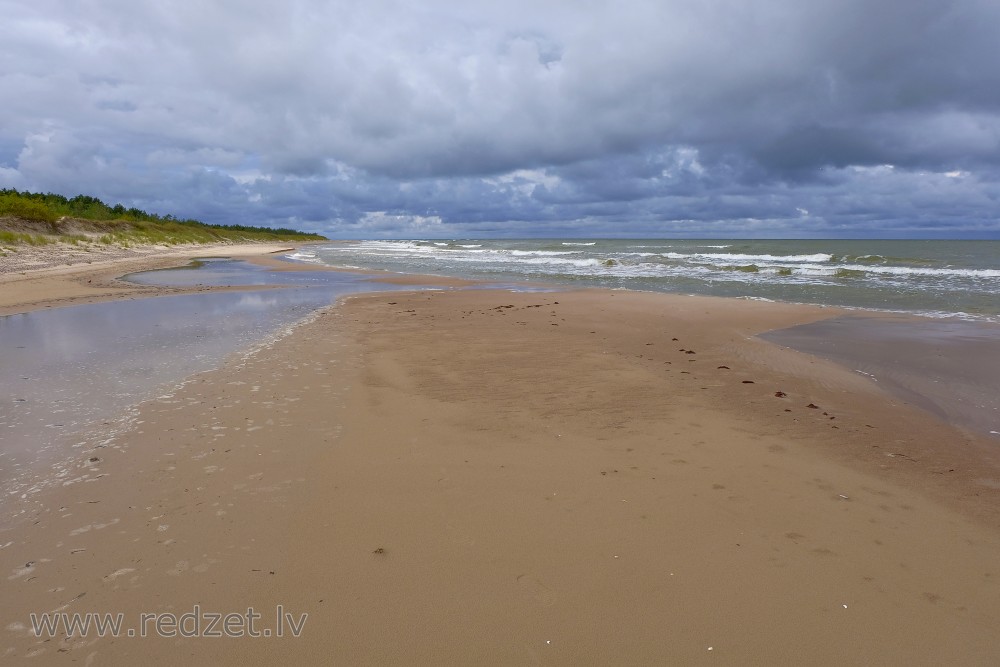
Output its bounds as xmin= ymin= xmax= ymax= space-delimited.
xmin=0 ymin=243 xmax=302 ymax=315
xmin=2 ymin=285 xmax=999 ymax=664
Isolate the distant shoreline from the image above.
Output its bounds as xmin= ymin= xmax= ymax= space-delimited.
xmin=0 ymin=241 xmax=318 ymax=315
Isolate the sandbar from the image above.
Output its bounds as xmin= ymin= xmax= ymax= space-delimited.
xmin=2 ymin=255 xmax=1000 ymax=665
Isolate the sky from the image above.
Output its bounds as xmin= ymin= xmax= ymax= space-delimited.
xmin=2 ymin=0 xmax=999 ymax=239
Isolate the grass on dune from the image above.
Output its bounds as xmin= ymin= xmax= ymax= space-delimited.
xmin=0 ymin=189 xmax=326 ymax=251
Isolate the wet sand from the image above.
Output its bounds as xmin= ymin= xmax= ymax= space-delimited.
xmin=0 ymin=243 xmax=301 ymax=316
xmin=762 ymin=316 xmax=1000 ymax=440
xmin=2 ymin=258 xmax=1000 ymax=664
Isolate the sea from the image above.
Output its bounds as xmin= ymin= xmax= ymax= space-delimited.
xmin=286 ymin=239 xmax=1000 ymax=322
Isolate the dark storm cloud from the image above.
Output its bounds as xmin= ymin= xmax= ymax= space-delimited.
xmin=1 ymin=0 xmax=999 ymax=237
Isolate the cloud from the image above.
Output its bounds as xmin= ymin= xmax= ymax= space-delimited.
xmin=1 ymin=0 xmax=999 ymax=237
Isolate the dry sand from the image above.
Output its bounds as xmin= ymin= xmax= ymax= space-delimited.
xmin=2 ymin=255 xmax=1000 ymax=665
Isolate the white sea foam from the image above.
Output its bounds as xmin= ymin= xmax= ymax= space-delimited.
xmin=310 ymin=239 xmax=1000 ymax=321
xmin=509 ymin=249 xmax=576 ymax=256
xmin=285 ymin=252 xmax=319 ymax=263
xmin=359 ymin=241 xmax=428 ymax=252
xmin=516 ymin=256 xmax=605 ymax=268
xmin=792 ymin=265 xmax=839 ymax=276
xmin=661 ymin=252 xmax=833 ymax=263
xmin=834 ymin=264 xmax=1000 ymax=278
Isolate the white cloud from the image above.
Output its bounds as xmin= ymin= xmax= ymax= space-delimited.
xmin=1 ymin=0 xmax=999 ymax=236
xmin=358 ymin=211 xmax=446 ymax=235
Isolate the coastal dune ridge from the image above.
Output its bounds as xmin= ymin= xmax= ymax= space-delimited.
xmin=1 ymin=245 xmax=1000 ymax=664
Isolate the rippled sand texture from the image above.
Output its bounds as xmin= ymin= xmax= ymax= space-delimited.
xmin=3 ymin=287 xmax=1000 ymax=665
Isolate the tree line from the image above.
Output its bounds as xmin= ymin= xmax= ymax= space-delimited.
xmin=0 ymin=188 xmax=322 ymax=239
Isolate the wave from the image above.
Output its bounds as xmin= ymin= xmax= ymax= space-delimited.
xmin=357 ymin=241 xmax=429 ymax=252
xmin=661 ymin=252 xmax=834 ymax=263
xmin=285 ymin=252 xmax=320 ymax=263
xmin=514 ymin=256 xmax=606 ymax=268
xmin=847 ymin=254 xmax=885 ymax=264
xmin=308 ymin=239 xmax=1000 ymax=322
xmin=508 ymin=249 xmax=576 ymax=256
xmin=323 ymin=242 xmax=1000 ymax=282
xmin=835 ymin=264 xmax=1000 ymax=278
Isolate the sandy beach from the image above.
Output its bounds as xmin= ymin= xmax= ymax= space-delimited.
xmin=0 ymin=243 xmax=310 ymax=316
xmin=3 ymin=251 xmax=1000 ymax=665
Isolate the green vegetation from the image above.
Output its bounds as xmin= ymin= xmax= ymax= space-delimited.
xmin=0 ymin=188 xmax=326 ymax=249
xmin=0 ymin=195 xmax=58 ymax=223
xmin=0 ymin=230 xmax=55 ymax=246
